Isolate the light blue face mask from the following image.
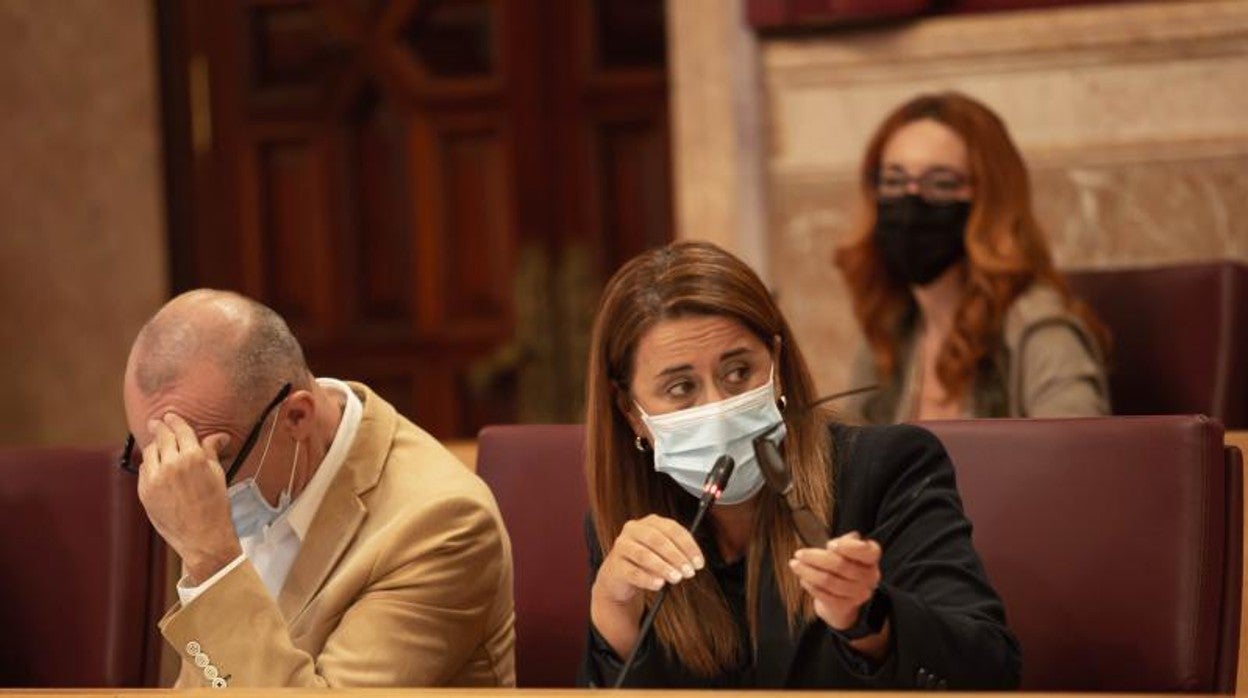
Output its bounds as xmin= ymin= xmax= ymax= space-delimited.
xmin=226 ymin=407 xmax=299 ymax=540
xmin=638 ymin=366 xmax=786 ymax=505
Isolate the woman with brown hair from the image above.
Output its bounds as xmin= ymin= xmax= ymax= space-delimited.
xmin=836 ymin=92 xmax=1109 ymax=423
xmin=578 ymin=240 xmax=1019 ymax=688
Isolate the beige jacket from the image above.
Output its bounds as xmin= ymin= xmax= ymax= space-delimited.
xmin=844 ymin=284 xmax=1110 ymax=423
xmin=160 ymin=382 xmax=516 ymax=687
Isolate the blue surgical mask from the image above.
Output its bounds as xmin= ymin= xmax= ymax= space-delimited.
xmin=226 ymin=408 xmax=299 ymax=540
xmin=638 ymin=366 xmax=785 ymax=505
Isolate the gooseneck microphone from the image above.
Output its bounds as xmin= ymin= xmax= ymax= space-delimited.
xmin=612 ymin=455 xmax=735 ymax=688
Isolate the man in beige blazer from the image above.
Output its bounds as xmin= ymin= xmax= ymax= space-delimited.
xmin=121 ymin=289 xmax=515 ymax=687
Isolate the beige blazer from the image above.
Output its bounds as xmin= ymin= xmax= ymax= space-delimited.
xmin=159 ymin=382 xmax=516 ymax=687
xmin=844 ymin=284 xmax=1110 ymax=423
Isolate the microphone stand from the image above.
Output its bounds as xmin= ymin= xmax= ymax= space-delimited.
xmin=611 ymin=455 xmax=735 ymax=688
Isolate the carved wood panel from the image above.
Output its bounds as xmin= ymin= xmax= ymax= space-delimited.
xmin=159 ymin=0 xmax=671 ymax=436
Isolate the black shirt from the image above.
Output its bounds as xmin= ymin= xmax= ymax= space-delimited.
xmin=579 ymin=422 xmax=1022 ymax=689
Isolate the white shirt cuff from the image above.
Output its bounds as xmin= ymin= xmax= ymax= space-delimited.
xmin=176 ymin=554 xmax=247 ymax=607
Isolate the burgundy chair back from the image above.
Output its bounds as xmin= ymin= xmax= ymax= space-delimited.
xmin=0 ymin=447 xmax=166 ymax=687
xmin=477 ymin=419 xmax=1242 ymax=691
xmin=1067 ymin=262 xmax=1248 ymax=427
xmin=925 ymin=416 xmax=1242 ymax=692
xmin=476 ymin=425 xmax=589 ymax=687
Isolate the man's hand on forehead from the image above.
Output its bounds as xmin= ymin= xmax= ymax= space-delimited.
xmin=137 ymin=412 xmax=241 ymax=585
xmin=144 ymin=412 xmax=230 ymax=454
xmin=142 ymin=413 xmax=230 ymax=476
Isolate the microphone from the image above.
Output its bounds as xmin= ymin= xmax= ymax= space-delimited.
xmin=752 ymin=384 xmax=878 ymax=548
xmin=612 ymin=455 xmax=735 ymax=688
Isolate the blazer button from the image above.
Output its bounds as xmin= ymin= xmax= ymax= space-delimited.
xmin=204 ymin=665 xmax=219 ymax=680
xmin=937 ymin=678 xmax=948 ymax=690
xmin=185 ymin=641 xmax=201 ymax=657
xmin=194 ymin=653 xmax=211 ymax=669
xmin=211 ymin=677 xmax=227 ymax=689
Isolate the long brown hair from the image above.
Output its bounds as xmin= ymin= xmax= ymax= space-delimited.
xmin=585 ymin=240 xmax=832 ymax=676
xmin=834 ymin=92 xmax=1108 ymax=403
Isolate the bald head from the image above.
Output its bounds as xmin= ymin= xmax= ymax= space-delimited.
xmin=128 ymin=289 xmax=310 ymax=409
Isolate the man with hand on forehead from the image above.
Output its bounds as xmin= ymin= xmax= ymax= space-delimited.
xmin=121 ymin=289 xmax=515 ymax=688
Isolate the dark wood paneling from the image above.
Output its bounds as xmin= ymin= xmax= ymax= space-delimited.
xmin=246 ymin=1 xmax=341 ymax=107
xmin=439 ymin=123 xmax=511 ymax=328
xmin=345 ymin=369 xmax=418 ymax=423
xmin=340 ymin=89 xmax=413 ymax=334
xmin=159 ymin=0 xmax=672 ymax=436
xmin=593 ymin=116 xmax=671 ymax=274
xmin=405 ymin=0 xmax=498 ymax=78
xmin=592 ymin=0 xmax=665 ymax=71
xmin=253 ymin=137 xmax=334 ymax=332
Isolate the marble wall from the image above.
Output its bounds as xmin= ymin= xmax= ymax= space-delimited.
xmin=711 ymin=0 xmax=1248 ymax=394
xmin=0 ymin=0 xmax=167 ymax=446
xmin=668 ymin=0 xmax=772 ymax=279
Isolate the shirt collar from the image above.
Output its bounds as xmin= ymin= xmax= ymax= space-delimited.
xmin=283 ymin=377 xmax=362 ymax=540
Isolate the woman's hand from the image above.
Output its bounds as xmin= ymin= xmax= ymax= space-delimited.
xmin=590 ymin=514 xmax=704 ymax=657
xmin=789 ymin=531 xmax=891 ymax=659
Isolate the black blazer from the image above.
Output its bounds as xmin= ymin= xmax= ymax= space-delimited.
xmin=579 ymin=422 xmax=1021 ymax=689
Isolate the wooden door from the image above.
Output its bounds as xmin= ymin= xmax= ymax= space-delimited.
xmin=157 ymin=0 xmax=671 ymax=437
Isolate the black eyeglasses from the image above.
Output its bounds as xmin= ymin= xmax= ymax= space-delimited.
xmin=119 ymin=383 xmax=294 ymax=485
xmin=873 ymin=167 xmax=971 ymax=204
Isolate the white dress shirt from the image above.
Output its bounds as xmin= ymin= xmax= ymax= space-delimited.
xmin=177 ymin=378 xmax=363 ymax=605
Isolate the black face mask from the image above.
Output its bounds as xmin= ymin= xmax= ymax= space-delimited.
xmin=873 ymin=195 xmax=971 ymax=287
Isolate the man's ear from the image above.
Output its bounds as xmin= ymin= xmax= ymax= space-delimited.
xmin=282 ymin=389 xmax=317 ymax=441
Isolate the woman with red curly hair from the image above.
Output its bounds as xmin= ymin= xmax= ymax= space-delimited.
xmin=835 ymin=92 xmax=1110 ymax=423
